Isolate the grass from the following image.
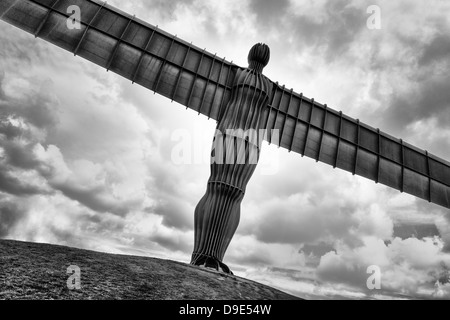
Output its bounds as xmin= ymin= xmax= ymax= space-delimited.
xmin=0 ymin=239 xmax=300 ymax=300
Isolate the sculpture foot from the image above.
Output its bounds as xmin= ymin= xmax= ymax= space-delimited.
xmin=190 ymin=254 xmax=233 ymax=275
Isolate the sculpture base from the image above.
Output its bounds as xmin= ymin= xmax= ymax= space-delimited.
xmin=191 ymin=253 xmax=234 ymax=275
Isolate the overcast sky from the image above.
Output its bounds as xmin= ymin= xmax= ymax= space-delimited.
xmin=1 ymin=0 xmax=450 ymax=299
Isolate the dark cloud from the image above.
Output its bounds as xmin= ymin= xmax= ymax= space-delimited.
xmin=0 ymin=116 xmax=24 ymax=140
xmin=419 ymin=33 xmax=450 ymax=67
xmin=0 ymin=86 xmax=53 ymax=197
xmin=265 ymin=267 xmax=316 ymax=284
xmin=293 ymin=0 xmax=366 ymax=61
xmin=250 ymin=0 xmax=366 ymax=62
xmin=0 ymin=201 xmax=25 ymax=238
xmin=426 ymin=135 xmax=450 ymax=161
xmin=0 ymin=168 xmax=47 ymax=196
xmin=253 ymin=204 xmax=358 ymax=245
xmin=150 ymin=233 xmax=191 ymax=253
xmin=316 ymin=237 xmax=450 ymax=298
xmin=0 ymin=80 xmax=58 ymax=136
xmin=144 ymin=158 xmax=194 ymax=230
xmin=0 ymin=68 xmax=57 ymax=172
xmin=0 ymin=72 xmax=5 ymax=99
xmin=301 ymin=242 xmax=336 ymax=258
xmin=83 ymin=213 xmax=126 ymax=232
xmin=0 ymin=47 xmax=139 ymax=217
xmin=317 ymin=260 xmax=365 ymax=286
xmin=254 ymin=208 xmax=323 ymax=244
xmin=393 ymin=223 xmax=440 ymax=240
xmin=141 ymin=0 xmax=196 ymax=22
xmin=52 ymin=182 xmax=133 ymax=217
xmin=48 ymin=212 xmax=127 ymax=247
xmin=0 ymin=83 xmax=51 ymax=197
xmin=0 ymin=96 xmax=132 ymax=218
xmin=1 ymin=140 xmax=41 ymax=170
xmin=147 ymin=198 xmax=193 ymax=231
xmin=244 ymin=172 xmax=363 ymax=245
xmin=383 ymin=74 xmax=450 ymax=132
xmin=301 ymin=242 xmax=336 ymax=267
xmin=2 ymin=90 xmax=59 ymax=130
xmin=371 ymin=25 xmax=450 ymax=139
xmin=249 ymin=0 xmax=290 ymax=25
xmin=47 ymin=225 xmax=80 ymax=247
xmin=316 ymin=251 xmax=377 ymax=293
xmin=229 ymin=251 xmax=273 ymax=266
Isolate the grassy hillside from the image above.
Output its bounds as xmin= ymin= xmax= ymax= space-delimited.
xmin=0 ymin=240 xmax=300 ymax=300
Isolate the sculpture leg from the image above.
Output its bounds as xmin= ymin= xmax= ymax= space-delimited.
xmin=190 ymin=182 xmax=243 ymax=274
xmin=191 ymin=135 xmax=259 ymax=274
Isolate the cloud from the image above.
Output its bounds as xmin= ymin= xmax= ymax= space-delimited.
xmin=0 ymin=19 xmax=199 ymax=255
xmin=0 ymin=200 xmax=26 ymax=238
xmin=359 ymin=5 xmax=450 ymax=141
xmin=384 ymin=74 xmax=450 ymax=132
xmin=249 ymin=0 xmax=367 ymax=63
xmin=249 ymin=0 xmax=290 ymax=26
xmin=0 ymin=76 xmax=56 ymax=198
xmin=150 ymin=231 xmax=192 ymax=253
xmin=317 ymin=236 xmax=450 ymax=298
xmin=0 ymin=166 xmax=49 ymax=196
xmin=241 ymin=155 xmax=395 ymax=247
xmin=419 ymin=33 xmax=450 ymax=67
xmin=1 ymin=0 xmax=450 ymax=300
xmin=227 ymin=234 xmax=306 ymax=269
xmin=53 ymin=182 xmax=131 ymax=217
xmin=393 ymin=223 xmax=440 ymax=240
xmin=140 ymin=0 xmax=196 ymax=22
xmin=0 ymin=71 xmax=141 ymax=217
xmin=293 ymin=0 xmax=367 ymax=59
xmin=301 ymin=242 xmax=336 ymax=257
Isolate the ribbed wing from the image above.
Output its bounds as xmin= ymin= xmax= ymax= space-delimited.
xmin=264 ymin=83 xmax=450 ymax=209
xmin=0 ymin=0 xmax=237 ymax=120
xmin=3 ymin=0 xmax=449 ymax=210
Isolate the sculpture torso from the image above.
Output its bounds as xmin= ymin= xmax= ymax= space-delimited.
xmin=211 ymin=68 xmax=273 ymax=192
xmin=218 ymin=68 xmax=273 ymax=134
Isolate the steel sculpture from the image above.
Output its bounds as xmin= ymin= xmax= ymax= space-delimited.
xmin=1 ymin=0 xmax=449 ymax=274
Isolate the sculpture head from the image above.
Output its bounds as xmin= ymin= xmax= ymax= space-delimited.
xmin=248 ymin=43 xmax=270 ymax=73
